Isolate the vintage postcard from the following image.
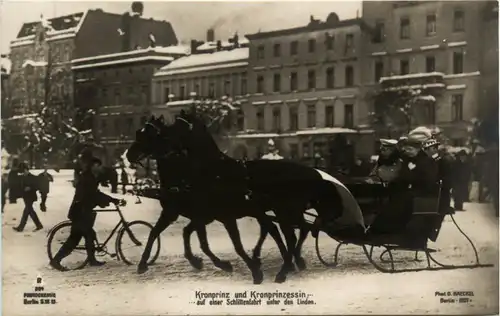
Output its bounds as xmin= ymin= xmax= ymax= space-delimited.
xmin=1 ymin=1 xmax=498 ymax=315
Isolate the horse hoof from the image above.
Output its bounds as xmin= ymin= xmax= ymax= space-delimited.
xmin=137 ymin=264 xmax=148 ymax=274
xmin=274 ymin=273 xmax=287 ymax=284
xmin=295 ymin=257 xmax=307 ymax=271
xmin=252 ymin=270 xmax=264 ymax=285
xmin=190 ymin=256 xmax=204 ymax=270
xmin=216 ymin=260 xmax=233 ymax=273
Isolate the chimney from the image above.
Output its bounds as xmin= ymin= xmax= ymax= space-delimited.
xmin=190 ymin=39 xmax=198 ymax=54
xmin=216 ymin=40 xmax=222 ymax=51
xmin=233 ymin=33 xmax=239 ymax=48
xmin=207 ymin=28 xmax=215 ymax=42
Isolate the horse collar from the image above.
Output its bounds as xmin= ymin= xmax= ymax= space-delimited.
xmin=177 ymin=117 xmax=193 ymax=130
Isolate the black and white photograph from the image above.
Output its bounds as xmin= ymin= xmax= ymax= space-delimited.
xmin=1 ymin=0 xmax=498 ymax=315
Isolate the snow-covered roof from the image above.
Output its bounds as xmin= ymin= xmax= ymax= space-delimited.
xmin=296 ymin=127 xmax=357 ymax=135
xmin=154 ymin=47 xmax=248 ymax=77
xmin=72 ymin=46 xmax=189 ymax=63
xmin=416 ymin=95 xmax=436 ymax=102
xmin=22 ymin=60 xmax=48 ymax=68
xmin=447 ymin=84 xmax=466 ymax=90
xmin=379 ymin=72 xmax=445 ymax=83
xmin=1 ymin=56 xmax=11 ymax=75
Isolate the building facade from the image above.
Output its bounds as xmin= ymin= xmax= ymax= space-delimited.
xmin=72 ymin=46 xmax=189 ymax=161
xmin=151 ymin=37 xmax=250 ymax=157
xmin=361 ymin=0 xmax=490 ymax=144
xmin=243 ymin=15 xmax=375 ymax=160
xmin=7 ymin=8 xmax=178 ymax=118
xmin=1 ymin=55 xmax=11 ymax=119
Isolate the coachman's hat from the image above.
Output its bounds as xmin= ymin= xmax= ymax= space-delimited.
xmin=380 ymin=139 xmax=398 ymax=147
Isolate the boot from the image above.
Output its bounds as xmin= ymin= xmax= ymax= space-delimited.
xmin=49 ymin=259 xmax=69 ymax=272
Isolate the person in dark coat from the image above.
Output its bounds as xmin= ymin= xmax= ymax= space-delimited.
xmin=49 ymin=157 xmax=125 ymax=272
xmin=452 ymin=150 xmax=472 ymax=211
xmin=37 ymin=166 xmax=54 ymax=212
xmin=13 ymin=163 xmax=43 ymax=232
xmin=8 ymin=158 xmax=20 ymax=204
xmin=2 ymin=170 xmax=8 ymax=212
xmin=120 ymin=165 xmax=129 ymax=194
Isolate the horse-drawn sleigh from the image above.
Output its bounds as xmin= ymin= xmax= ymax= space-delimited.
xmin=47 ymin=110 xmax=493 ymax=284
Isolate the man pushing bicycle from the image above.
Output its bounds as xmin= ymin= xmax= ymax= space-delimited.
xmin=50 ymin=156 xmax=126 ymax=272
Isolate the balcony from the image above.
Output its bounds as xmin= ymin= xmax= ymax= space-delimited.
xmin=379 ymin=72 xmax=446 ymax=92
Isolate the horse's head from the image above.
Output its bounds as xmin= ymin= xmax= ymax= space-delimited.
xmin=126 ymin=115 xmax=175 ymax=164
xmin=169 ymin=109 xmax=220 ymax=157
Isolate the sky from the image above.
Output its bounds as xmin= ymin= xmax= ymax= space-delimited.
xmin=0 ymin=0 xmax=361 ymax=55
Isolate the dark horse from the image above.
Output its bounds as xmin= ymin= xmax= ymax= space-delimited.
xmin=127 ymin=113 xmax=364 ymax=283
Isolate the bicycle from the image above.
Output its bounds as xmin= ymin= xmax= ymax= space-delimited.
xmin=47 ymin=204 xmax=161 ymax=270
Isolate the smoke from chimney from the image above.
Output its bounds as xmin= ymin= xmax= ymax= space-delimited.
xmin=207 ymin=28 xmax=215 ymax=42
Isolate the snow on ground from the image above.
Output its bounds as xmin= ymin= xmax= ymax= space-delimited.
xmin=2 ymin=174 xmax=499 ymax=315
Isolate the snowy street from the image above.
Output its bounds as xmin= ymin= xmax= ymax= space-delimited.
xmin=2 ymin=172 xmax=499 ymax=315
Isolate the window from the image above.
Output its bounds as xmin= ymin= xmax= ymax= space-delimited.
xmin=272 ymin=108 xmax=281 ymax=130
xmin=290 ymin=72 xmax=298 ymax=91
xmin=256 ymin=107 xmax=265 ymax=130
xmin=325 ymin=106 xmax=334 ymax=127
xmin=344 ymin=104 xmax=354 ymax=128
xmin=307 ymin=105 xmax=316 ymax=128
xmin=101 ymin=119 xmax=107 ymax=132
xmin=164 ymin=87 xmax=170 ymax=102
xmin=273 ymin=43 xmax=281 ymax=57
xmin=453 ymin=51 xmax=464 ymax=74
xmin=400 ymin=17 xmax=410 ymax=39
xmin=273 ymin=73 xmax=281 ymax=92
xmin=194 ymin=84 xmax=200 ymax=96
xmin=290 ymin=41 xmax=298 ymax=55
xmin=289 ymin=144 xmax=299 ymax=159
xmin=126 ymin=117 xmax=134 ymax=133
xmin=307 ymin=70 xmax=316 ymax=89
xmin=400 ymin=59 xmax=410 ymax=75
xmin=102 ymin=88 xmax=108 ymax=103
xmin=209 ymin=83 xmax=215 ymax=98
xmin=257 ymin=45 xmax=265 ymax=59
xmin=241 ymin=78 xmax=247 ymax=95
xmin=179 ymin=85 xmax=186 ymax=100
xmin=308 ymin=39 xmax=316 ymax=53
xmin=426 ymin=14 xmax=437 ymax=36
xmin=224 ymin=80 xmax=230 ymax=96
xmin=373 ymin=21 xmax=385 ymax=43
xmin=451 ymin=94 xmax=463 ymax=121
xmin=236 ymin=110 xmax=245 ymax=131
xmin=453 ymin=9 xmax=465 ymax=32
xmin=256 ymin=75 xmax=264 ymax=93
xmin=289 ymin=107 xmax=298 ymax=130
xmin=326 ymin=67 xmax=335 ymax=89
xmin=345 ymin=66 xmax=354 ymax=87
xmin=426 ymin=56 xmax=436 ymax=72
xmin=345 ymin=34 xmax=354 ymax=53
xmin=114 ymin=118 xmax=121 ymax=134
xmin=114 ymin=88 xmax=121 ymax=105
xmin=426 ymin=103 xmax=436 ymax=124
xmin=302 ymin=143 xmax=310 ymax=157
xmin=374 ymin=61 xmax=384 ymax=82
xmin=141 ymin=85 xmax=148 ymax=105
xmin=325 ymin=33 xmax=334 ymax=50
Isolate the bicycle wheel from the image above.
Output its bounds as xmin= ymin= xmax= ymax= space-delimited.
xmin=116 ymin=220 xmax=160 ymax=266
xmin=47 ymin=221 xmax=88 ymax=270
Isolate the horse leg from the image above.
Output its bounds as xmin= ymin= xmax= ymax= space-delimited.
xmin=251 ymin=219 xmax=269 ymax=265
xmin=294 ymin=227 xmax=310 ymax=271
xmin=222 ymin=219 xmax=264 ymax=285
xmin=255 ymin=218 xmax=288 ymax=264
xmin=195 ymin=223 xmax=233 ymax=272
xmin=137 ymin=211 xmax=178 ymax=274
xmin=274 ymin=220 xmax=297 ymax=284
xmin=183 ymin=221 xmax=203 ymax=270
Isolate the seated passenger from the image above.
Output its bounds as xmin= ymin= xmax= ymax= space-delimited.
xmin=369 ymin=139 xmax=402 ymax=183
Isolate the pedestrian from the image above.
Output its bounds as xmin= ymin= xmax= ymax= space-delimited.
xmin=8 ymin=158 xmax=20 ymax=204
xmin=37 ymin=166 xmax=54 ymax=212
xmin=13 ymin=163 xmax=43 ymax=232
xmin=120 ymin=165 xmax=129 ymax=194
xmin=452 ymin=150 xmax=472 ymax=211
xmin=2 ymin=168 xmax=8 ymax=212
xmin=49 ymin=156 xmax=125 ymax=272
